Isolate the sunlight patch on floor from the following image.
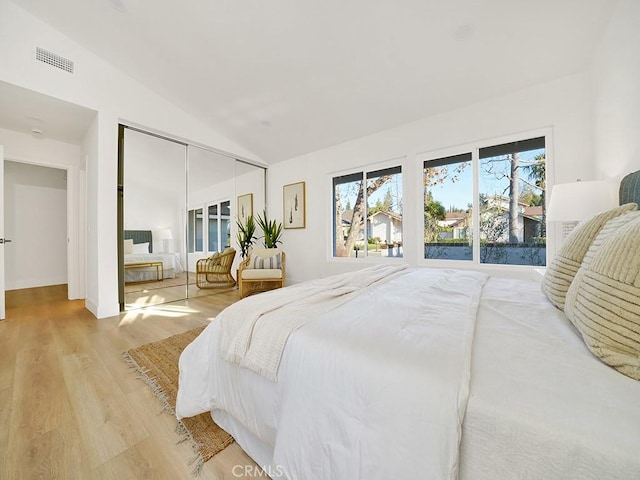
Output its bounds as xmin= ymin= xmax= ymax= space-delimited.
xmin=119 ymin=300 xmax=203 ymax=326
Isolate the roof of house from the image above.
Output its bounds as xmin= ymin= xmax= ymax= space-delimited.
xmin=369 ymin=210 xmax=402 ymax=221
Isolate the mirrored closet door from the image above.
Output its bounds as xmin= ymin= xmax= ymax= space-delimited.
xmin=118 ymin=125 xmax=266 ymax=312
xmin=119 ymin=126 xmax=188 ymax=311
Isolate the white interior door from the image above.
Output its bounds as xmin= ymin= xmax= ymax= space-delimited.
xmin=1 ymin=145 xmax=5 ymax=320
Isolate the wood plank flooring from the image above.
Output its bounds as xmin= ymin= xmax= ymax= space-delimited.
xmin=0 ymin=285 xmax=265 ymax=479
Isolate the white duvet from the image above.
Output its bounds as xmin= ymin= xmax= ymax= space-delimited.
xmin=177 ymin=267 xmax=488 ymax=479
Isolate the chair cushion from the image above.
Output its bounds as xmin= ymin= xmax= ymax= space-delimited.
xmin=242 ymin=268 xmax=283 ymax=280
xmin=249 ymin=252 xmax=282 ymax=269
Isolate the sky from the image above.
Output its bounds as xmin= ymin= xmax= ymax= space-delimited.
xmin=429 ymin=148 xmax=545 ymax=211
xmin=337 ymin=147 xmax=544 ymax=214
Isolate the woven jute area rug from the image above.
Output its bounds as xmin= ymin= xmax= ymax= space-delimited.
xmin=122 ymin=327 xmax=234 ymax=474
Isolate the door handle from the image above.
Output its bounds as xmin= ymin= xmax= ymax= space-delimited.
xmin=0 ymin=239 xmax=11 ymax=244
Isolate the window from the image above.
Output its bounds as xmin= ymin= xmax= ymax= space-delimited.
xmin=333 ymin=165 xmax=403 ymax=258
xmin=208 ymin=200 xmax=231 ymax=252
xmin=424 ymin=153 xmax=473 ymax=261
xmin=187 ymin=208 xmax=203 ymax=253
xmin=423 ymin=136 xmax=546 ymax=266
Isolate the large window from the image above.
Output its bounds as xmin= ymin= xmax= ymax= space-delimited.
xmin=333 ymin=165 xmax=403 ymax=258
xmin=423 ymin=136 xmax=546 ymax=266
xmin=208 ymin=200 xmax=231 ymax=252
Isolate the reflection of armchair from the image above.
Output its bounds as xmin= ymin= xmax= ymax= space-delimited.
xmin=196 ymin=247 xmax=236 ymax=288
xmin=238 ymin=248 xmax=286 ymax=298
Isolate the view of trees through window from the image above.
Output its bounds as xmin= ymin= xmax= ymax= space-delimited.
xmin=424 ymin=137 xmax=546 ymax=266
xmin=333 ymin=166 xmax=403 ymax=258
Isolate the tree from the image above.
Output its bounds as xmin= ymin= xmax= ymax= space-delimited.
xmin=521 ymin=153 xmax=546 ymax=237
xmin=334 ymin=175 xmax=392 ymax=257
xmin=383 ymin=189 xmax=393 ymax=212
xmin=508 ymin=152 xmax=520 ymax=242
xmin=424 ymin=191 xmax=446 ymax=242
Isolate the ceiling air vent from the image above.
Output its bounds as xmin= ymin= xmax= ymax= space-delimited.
xmin=35 ymin=46 xmax=74 ymax=74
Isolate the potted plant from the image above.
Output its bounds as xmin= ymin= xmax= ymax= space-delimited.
xmin=255 ymin=210 xmax=283 ymax=249
xmin=236 ymin=214 xmax=257 ymax=259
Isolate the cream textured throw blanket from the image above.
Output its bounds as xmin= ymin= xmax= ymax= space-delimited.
xmin=219 ymin=264 xmax=410 ymax=380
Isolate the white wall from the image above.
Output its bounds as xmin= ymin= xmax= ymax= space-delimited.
xmin=269 ymin=73 xmax=594 ymax=284
xmin=0 ymin=126 xmax=83 ymax=297
xmin=4 ymin=161 xmax=67 ymax=289
xmin=0 ymin=2 xmax=263 ymax=318
xmin=591 ymin=0 xmax=640 ymax=180
xmin=123 ymin=129 xmax=186 ymax=255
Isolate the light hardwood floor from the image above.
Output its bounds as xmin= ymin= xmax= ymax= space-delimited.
xmin=0 ymin=285 xmax=265 ymax=480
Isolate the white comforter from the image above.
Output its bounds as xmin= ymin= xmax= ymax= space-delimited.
xmin=177 ymin=267 xmax=488 ymax=479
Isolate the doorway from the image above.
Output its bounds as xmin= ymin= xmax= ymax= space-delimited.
xmin=3 ymin=161 xmax=68 ymax=291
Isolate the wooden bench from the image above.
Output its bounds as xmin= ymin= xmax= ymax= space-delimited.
xmin=124 ymin=261 xmax=164 ymax=281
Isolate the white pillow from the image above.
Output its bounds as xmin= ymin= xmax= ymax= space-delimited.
xmin=124 ymin=238 xmax=134 ymax=254
xmin=132 ymin=242 xmax=150 ymax=254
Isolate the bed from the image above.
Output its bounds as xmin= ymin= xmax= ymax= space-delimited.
xmin=124 ymin=230 xmax=184 ymax=282
xmin=176 ymin=173 xmax=640 ymax=480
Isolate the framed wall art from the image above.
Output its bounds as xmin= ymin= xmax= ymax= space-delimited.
xmin=283 ymin=181 xmax=306 ymax=229
xmin=237 ymin=193 xmax=253 ymax=222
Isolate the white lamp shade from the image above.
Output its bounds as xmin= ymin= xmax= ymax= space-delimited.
xmin=547 ymin=180 xmax=618 ymax=222
xmin=157 ymin=228 xmax=173 ymax=240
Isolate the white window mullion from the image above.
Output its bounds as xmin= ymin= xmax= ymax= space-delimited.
xmin=472 ymin=149 xmax=481 ymax=264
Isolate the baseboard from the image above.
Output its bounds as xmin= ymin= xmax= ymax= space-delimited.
xmin=5 ymin=277 xmax=67 ymax=291
xmin=85 ymin=298 xmax=99 ymax=318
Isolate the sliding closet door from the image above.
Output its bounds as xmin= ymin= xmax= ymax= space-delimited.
xmin=186 ymin=146 xmax=236 ymax=299
xmin=121 ymin=128 xmax=188 ymax=310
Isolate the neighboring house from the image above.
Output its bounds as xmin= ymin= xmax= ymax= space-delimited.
xmin=340 ymin=209 xmax=403 ymax=244
xmin=480 ymin=195 xmax=543 ymax=243
xmin=438 ymin=212 xmax=470 ymax=240
xmin=435 ymin=200 xmax=544 ymax=243
xmin=367 ymin=211 xmax=403 ymax=244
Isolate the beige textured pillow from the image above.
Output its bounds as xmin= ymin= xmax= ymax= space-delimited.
xmin=564 ymin=215 xmax=640 ymax=380
xmin=542 ymin=203 xmax=637 ymax=310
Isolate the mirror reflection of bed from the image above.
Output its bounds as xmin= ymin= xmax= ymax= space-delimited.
xmin=119 ymin=126 xmax=266 ymax=311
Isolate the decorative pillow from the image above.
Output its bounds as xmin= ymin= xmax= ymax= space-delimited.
xmin=249 ymin=252 xmax=282 ymax=269
xmin=132 ymin=242 xmax=150 ymax=254
xmin=564 ymin=215 xmax=640 ymax=381
xmin=542 ymin=203 xmax=637 ymax=310
xmin=124 ymin=238 xmax=134 ymax=254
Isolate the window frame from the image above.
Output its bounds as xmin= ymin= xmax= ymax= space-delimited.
xmin=417 ymin=128 xmax=554 ymax=273
xmin=206 ymin=199 xmax=231 ymax=253
xmin=330 ymin=157 xmax=406 ymax=261
xmin=187 ymin=207 xmax=204 ymax=253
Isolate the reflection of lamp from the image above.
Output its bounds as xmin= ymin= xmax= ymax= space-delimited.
xmin=547 ymin=180 xmax=617 ymax=238
xmin=157 ymin=228 xmax=173 ymax=252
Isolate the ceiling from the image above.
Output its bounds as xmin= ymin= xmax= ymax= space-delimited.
xmin=0 ymin=81 xmax=96 ymax=144
xmin=8 ymin=0 xmax=616 ymax=162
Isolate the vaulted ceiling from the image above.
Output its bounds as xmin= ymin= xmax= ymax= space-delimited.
xmin=10 ymin=0 xmax=616 ymax=163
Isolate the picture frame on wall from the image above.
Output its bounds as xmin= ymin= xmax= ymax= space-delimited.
xmin=237 ymin=193 xmax=253 ymax=222
xmin=283 ymin=181 xmax=306 ymax=229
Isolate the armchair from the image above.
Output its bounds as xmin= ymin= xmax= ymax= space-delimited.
xmin=195 ymin=247 xmax=237 ymax=288
xmin=238 ymin=248 xmax=286 ymax=298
